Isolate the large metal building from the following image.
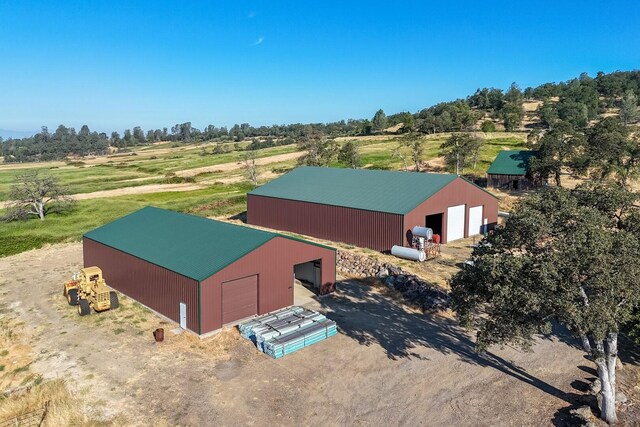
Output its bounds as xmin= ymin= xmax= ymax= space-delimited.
xmin=247 ymin=167 xmax=499 ymax=252
xmin=83 ymin=207 xmax=336 ymax=335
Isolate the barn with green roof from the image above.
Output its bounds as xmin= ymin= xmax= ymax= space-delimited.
xmin=83 ymin=207 xmax=336 ymax=335
xmin=487 ymin=150 xmax=539 ymax=190
xmin=247 ymin=166 xmax=498 ymax=251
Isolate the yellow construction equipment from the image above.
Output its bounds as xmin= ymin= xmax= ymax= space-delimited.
xmin=63 ymin=267 xmax=119 ymax=316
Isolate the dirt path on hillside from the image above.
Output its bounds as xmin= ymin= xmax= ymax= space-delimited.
xmin=174 ymin=151 xmax=303 ymax=177
xmin=0 ymin=242 xmax=616 ymax=426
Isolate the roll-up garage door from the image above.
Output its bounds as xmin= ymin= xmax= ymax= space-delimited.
xmin=222 ymin=275 xmax=258 ymax=324
xmin=468 ymin=205 xmax=483 ymax=236
xmin=446 ymin=205 xmax=466 ymax=242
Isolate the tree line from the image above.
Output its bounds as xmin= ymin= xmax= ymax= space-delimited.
xmin=2 ymin=70 xmax=639 ymax=163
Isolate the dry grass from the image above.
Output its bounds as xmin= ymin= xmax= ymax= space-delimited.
xmin=157 ymin=328 xmax=245 ymax=362
xmin=486 ymin=188 xmax=522 ymax=212
xmin=0 ymin=379 xmax=125 ymax=426
xmin=0 ymin=302 xmax=123 ymax=426
xmin=0 ymin=313 xmax=34 ymax=391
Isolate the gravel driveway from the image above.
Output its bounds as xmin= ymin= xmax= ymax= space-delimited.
xmin=0 ymin=243 xmax=595 ymax=426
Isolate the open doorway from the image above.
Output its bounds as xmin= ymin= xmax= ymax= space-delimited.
xmin=293 ymin=259 xmax=321 ymax=305
xmin=425 ymin=213 xmax=443 ymax=237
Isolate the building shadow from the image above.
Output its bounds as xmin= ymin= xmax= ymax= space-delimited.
xmin=228 ymin=211 xmax=247 ymax=223
xmin=317 ymin=279 xmax=595 ymax=422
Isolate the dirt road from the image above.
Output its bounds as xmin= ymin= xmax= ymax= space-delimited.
xmin=0 ymin=243 xmax=600 ymax=426
xmin=174 ymin=151 xmax=303 ymax=177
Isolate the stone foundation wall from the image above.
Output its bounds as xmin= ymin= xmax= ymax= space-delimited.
xmin=336 ymin=250 xmax=450 ymax=311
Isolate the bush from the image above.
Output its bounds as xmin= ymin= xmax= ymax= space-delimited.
xmin=163 ymin=173 xmax=195 ymax=184
xmin=271 ymin=167 xmax=293 ymax=174
xmin=481 ymin=120 xmax=496 ymax=132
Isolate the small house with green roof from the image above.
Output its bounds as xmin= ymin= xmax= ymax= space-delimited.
xmin=487 ymin=150 xmax=539 ymax=190
xmin=83 ymin=207 xmax=336 ymax=335
xmin=247 ymin=166 xmax=498 ymax=251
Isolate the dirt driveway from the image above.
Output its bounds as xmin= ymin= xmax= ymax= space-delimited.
xmin=0 ymin=243 xmax=597 ymax=426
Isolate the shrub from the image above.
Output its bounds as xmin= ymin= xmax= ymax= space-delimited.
xmin=163 ymin=173 xmax=195 ymax=184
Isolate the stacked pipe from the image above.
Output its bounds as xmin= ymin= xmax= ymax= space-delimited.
xmin=238 ymin=306 xmax=337 ymax=359
xmin=263 ymin=320 xmax=337 ymax=359
xmin=239 ymin=306 xmax=304 ymax=340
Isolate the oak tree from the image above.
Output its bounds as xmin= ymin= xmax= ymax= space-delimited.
xmin=4 ymin=171 xmax=75 ymax=221
xmin=338 ymin=141 xmax=361 ymax=169
xmin=451 ymin=185 xmax=640 ymax=424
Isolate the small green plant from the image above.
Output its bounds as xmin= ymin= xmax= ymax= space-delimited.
xmin=113 ymin=328 xmax=125 ymax=335
xmin=163 ymin=172 xmax=196 ymax=184
xmin=0 ymin=365 xmax=5 ymax=372
xmin=14 ymin=364 xmax=30 ymax=373
xmin=0 ymin=349 xmax=8 ymax=357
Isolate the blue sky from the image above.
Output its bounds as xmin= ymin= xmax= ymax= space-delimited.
xmin=1 ymin=1 xmax=639 ymax=135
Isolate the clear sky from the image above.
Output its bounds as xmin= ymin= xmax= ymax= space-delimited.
xmin=1 ymin=1 xmax=639 ymax=134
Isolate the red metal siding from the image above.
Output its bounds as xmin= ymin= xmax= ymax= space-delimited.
xmin=403 ymin=177 xmax=498 ymax=244
xmin=247 ymin=194 xmax=403 ymax=252
xmin=200 ymin=237 xmax=336 ymax=334
xmin=221 ymin=275 xmax=258 ymax=324
xmin=83 ymin=237 xmax=200 ymax=333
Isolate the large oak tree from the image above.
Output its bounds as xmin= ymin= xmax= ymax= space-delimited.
xmin=451 ymin=185 xmax=640 ymax=424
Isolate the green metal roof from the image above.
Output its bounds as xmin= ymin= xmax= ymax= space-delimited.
xmin=84 ymin=207 xmax=283 ymax=281
xmin=248 ymin=166 xmax=459 ymax=214
xmin=487 ymin=150 xmax=537 ymax=176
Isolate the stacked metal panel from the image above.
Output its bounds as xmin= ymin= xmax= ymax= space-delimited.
xmin=238 ymin=306 xmax=337 ymax=359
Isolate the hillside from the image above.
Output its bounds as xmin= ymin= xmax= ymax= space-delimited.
xmin=1 ymin=70 xmax=638 ymax=164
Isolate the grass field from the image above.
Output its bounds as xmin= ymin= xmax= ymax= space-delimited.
xmin=336 ymin=133 xmax=526 ymax=172
xmin=0 ymin=183 xmax=251 ymax=257
xmin=0 ymin=143 xmax=296 ymax=200
xmin=0 ymin=132 xmax=526 ymax=257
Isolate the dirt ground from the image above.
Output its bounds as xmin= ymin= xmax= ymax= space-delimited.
xmin=3 ymin=243 xmax=637 ymax=426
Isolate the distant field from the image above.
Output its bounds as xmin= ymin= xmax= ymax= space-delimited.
xmin=0 ymin=143 xmax=296 ymax=200
xmin=0 ymin=131 xmax=527 ymax=257
xmin=0 ymin=183 xmax=252 ymax=257
xmin=335 ymin=132 xmax=527 ymax=173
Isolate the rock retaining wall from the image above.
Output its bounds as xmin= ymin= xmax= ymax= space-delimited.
xmin=336 ymin=250 xmax=450 ymax=311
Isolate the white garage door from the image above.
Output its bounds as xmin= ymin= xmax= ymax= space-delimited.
xmin=446 ymin=205 xmax=466 ymax=242
xmin=468 ymin=205 xmax=483 ymax=236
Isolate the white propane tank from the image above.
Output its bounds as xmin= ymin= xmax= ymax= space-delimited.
xmin=391 ymin=245 xmax=426 ymax=262
xmin=412 ymin=226 xmax=433 ymax=240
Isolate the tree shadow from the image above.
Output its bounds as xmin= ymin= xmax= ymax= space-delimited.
xmin=318 ymin=280 xmax=594 ymax=420
xmin=618 ymin=333 xmax=640 ymax=366
xmin=539 ymin=321 xmax=584 ymax=352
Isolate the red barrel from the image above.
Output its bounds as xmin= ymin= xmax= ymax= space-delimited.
xmin=153 ymin=328 xmax=164 ymax=342
xmin=433 ymin=234 xmax=441 ymax=245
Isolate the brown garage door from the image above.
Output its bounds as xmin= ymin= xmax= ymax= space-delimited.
xmin=221 ymin=275 xmax=258 ymax=324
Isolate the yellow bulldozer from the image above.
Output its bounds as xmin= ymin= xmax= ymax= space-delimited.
xmin=63 ymin=266 xmax=119 ymax=316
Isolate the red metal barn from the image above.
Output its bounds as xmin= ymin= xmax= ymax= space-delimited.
xmin=83 ymin=207 xmax=335 ymax=335
xmin=247 ymin=167 xmax=498 ymax=252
